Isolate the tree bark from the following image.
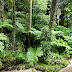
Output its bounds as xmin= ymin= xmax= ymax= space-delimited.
xmin=49 ymin=0 xmax=57 ymax=29
xmin=12 ymin=0 xmax=16 ymax=50
xmin=28 ymin=0 xmax=32 ymax=48
xmin=0 ymin=0 xmax=4 ymax=33
xmin=0 ymin=0 xmax=4 ymax=22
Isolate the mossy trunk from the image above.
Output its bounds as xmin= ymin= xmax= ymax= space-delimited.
xmin=49 ymin=0 xmax=57 ymax=29
xmin=48 ymin=0 xmax=57 ymax=42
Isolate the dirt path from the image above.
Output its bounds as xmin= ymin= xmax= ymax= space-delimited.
xmin=59 ymin=59 xmax=72 ymax=72
xmin=1 ymin=68 xmax=41 ymax=72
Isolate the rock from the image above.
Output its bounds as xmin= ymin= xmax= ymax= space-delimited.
xmin=67 ymin=59 xmax=72 ymax=67
xmin=59 ymin=59 xmax=72 ymax=72
xmin=59 ymin=67 xmax=72 ymax=72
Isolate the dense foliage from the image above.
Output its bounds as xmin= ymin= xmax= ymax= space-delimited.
xmin=0 ymin=0 xmax=72 ymax=71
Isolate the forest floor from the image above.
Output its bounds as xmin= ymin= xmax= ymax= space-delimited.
xmin=1 ymin=59 xmax=72 ymax=72
xmin=1 ymin=68 xmax=41 ymax=72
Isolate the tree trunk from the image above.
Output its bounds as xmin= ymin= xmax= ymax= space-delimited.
xmin=48 ymin=0 xmax=57 ymax=50
xmin=49 ymin=0 xmax=57 ymax=41
xmin=12 ymin=0 xmax=16 ymax=50
xmin=0 ymin=0 xmax=4 ymax=21
xmin=59 ymin=7 xmax=64 ymax=26
xmin=49 ymin=0 xmax=57 ymax=29
xmin=28 ymin=0 xmax=32 ymax=48
xmin=0 ymin=0 xmax=4 ymax=33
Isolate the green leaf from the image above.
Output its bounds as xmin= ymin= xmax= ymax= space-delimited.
xmin=27 ymin=47 xmax=43 ymax=66
xmin=0 ymin=42 xmax=4 ymax=52
xmin=0 ymin=33 xmax=7 ymax=40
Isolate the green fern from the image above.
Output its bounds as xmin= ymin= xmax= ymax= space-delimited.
xmin=30 ymin=28 xmax=42 ymax=40
xmin=51 ymin=29 xmax=72 ymax=57
xmin=0 ymin=41 xmax=4 ymax=67
xmin=0 ymin=59 xmax=2 ymax=67
xmin=27 ymin=47 xmax=43 ymax=66
xmin=0 ymin=42 xmax=4 ymax=52
xmin=0 ymin=19 xmax=13 ymax=30
xmin=0 ymin=33 xmax=8 ymax=40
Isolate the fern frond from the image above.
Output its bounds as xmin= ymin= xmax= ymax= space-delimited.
xmin=0 ymin=41 xmax=4 ymax=52
xmin=27 ymin=47 xmax=43 ymax=66
xmin=0 ymin=33 xmax=8 ymax=40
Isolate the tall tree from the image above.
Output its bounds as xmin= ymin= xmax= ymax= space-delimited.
xmin=58 ymin=0 xmax=70 ymax=26
xmin=49 ymin=0 xmax=57 ymax=29
xmin=0 ymin=0 xmax=4 ymax=33
xmin=0 ymin=0 xmax=4 ymax=22
xmin=42 ymin=0 xmax=57 ymax=60
xmin=12 ymin=0 xmax=16 ymax=50
xmin=59 ymin=5 xmax=65 ymax=26
xmin=28 ymin=0 xmax=32 ymax=48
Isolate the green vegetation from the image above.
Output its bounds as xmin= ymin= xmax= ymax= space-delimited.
xmin=0 ymin=0 xmax=72 ymax=72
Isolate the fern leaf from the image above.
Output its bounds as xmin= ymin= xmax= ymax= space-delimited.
xmin=0 ymin=33 xmax=7 ymax=40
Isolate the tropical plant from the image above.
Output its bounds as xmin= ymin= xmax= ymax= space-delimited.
xmin=15 ymin=49 xmax=26 ymax=62
xmin=0 ymin=42 xmax=4 ymax=66
xmin=0 ymin=19 xmax=13 ymax=30
xmin=27 ymin=47 xmax=43 ymax=66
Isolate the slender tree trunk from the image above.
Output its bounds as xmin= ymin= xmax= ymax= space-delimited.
xmin=28 ymin=0 xmax=32 ymax=48
xmin=49 ymin=0 xmax=57 ymax=41
xmin=0 ymin=0 xmax=4 ymax=32
xmin=0 ymin=0 xmax=4 ymax=21
xmin=49 ymin=0 xmax=57 ymax=29
xmin=12 ymin=0 xmax=16 ymax=50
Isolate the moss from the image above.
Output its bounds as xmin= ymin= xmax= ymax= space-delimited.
xmin=38 ymin=62 xmax=56 ymax=67
xmin=25 ymin=65 xmax=31 ymax=69
xmin=35 ymin=62 xmax=69 ymax=72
